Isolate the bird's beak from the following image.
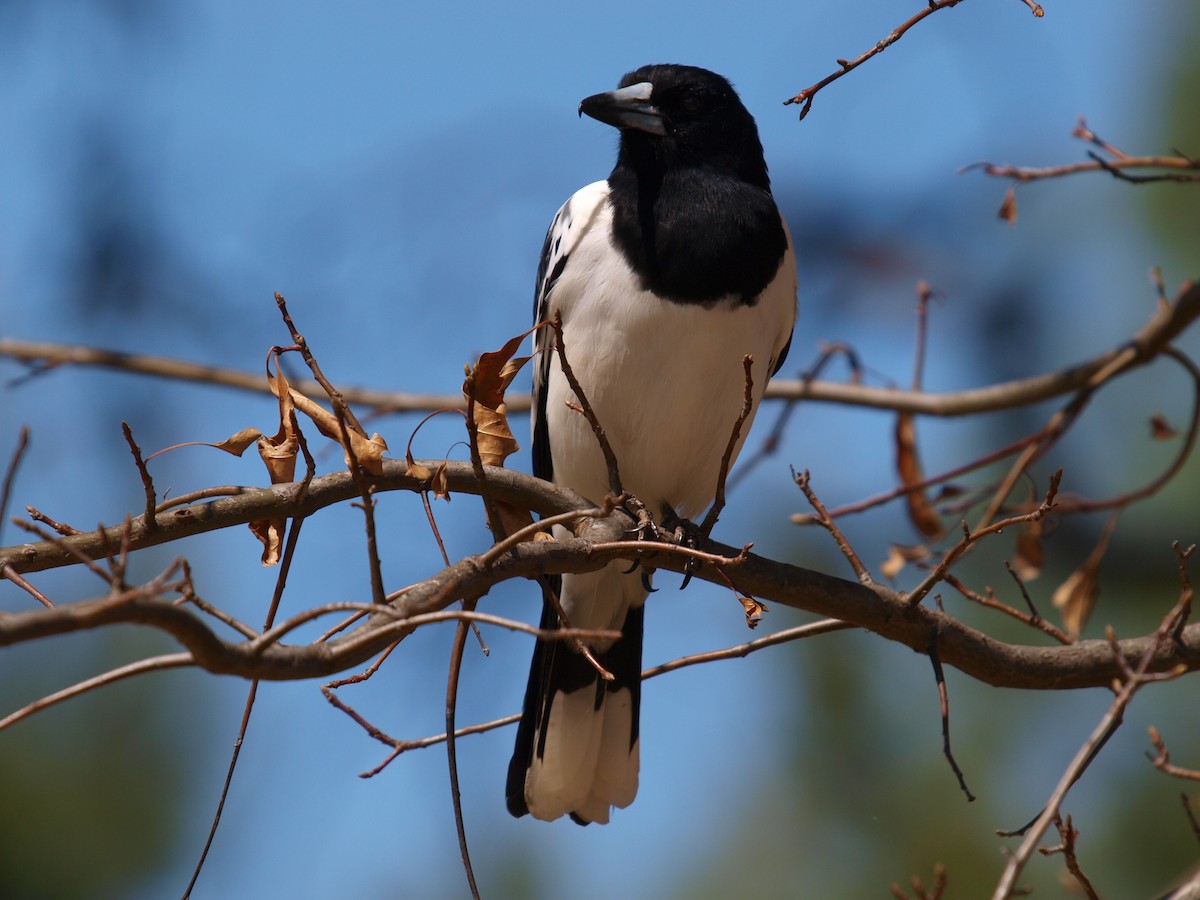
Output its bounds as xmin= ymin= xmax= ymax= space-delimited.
xmin=578 ymin=82 xmax=666 ymax=136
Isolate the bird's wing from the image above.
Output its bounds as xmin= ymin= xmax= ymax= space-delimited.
xmin=531 ymin=180 xmax=611 ymax=484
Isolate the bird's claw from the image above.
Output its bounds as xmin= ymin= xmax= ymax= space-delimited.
xmin=662 ymin=513 xmax=703 ymax=590
xmin=621 ymin=496 xmax=663 ymax=542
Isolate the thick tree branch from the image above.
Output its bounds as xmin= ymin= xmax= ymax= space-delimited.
xmin=3 ymin=462 xmax=1199 ymax=693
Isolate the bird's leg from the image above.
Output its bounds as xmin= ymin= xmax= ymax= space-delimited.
xmin=615 ymin=495 xmax=664 ymax=591
xmin=619 ymin=493 xmax=662 ymax=542
xmin=660 ymin=508 xmax=704 ymax=590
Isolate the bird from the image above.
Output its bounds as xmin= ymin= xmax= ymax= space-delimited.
xmin=506 ymin=64 xmax=797 ymax=825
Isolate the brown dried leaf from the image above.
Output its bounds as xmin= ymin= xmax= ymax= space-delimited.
xmin=494 ymin=500 xmax=535 ymax=537
xmin=251 ymin=362 xmax=300 ymax=566
xmin=1150 ymin=414 xmax=1179 ymax=440
xmin=269 ymin=372 xmax=388 ymax=475
xmin=464 ymin=328 xmax=540 ymax=469
xmin=472 ymin=402 xmax=520 ymax=468
xmin=248 ymin=518 xmax=284 ymax=566
xmin=1051 ymin=521 xmax=1116 ymax=637
xmin=212 ymin=427 xmax=264 ymax=456
xmin=470 ymin=330 xmax=537 ymax=409
xmin=430 ymin=460 xmax=451 ymax=501
xmin=895 ymin=413 xmax=943 ymax=538
xmin=738 ymin=596 xmax=768 ymax=629
xmin=1051 ymin=565 xmax=1099 ymax=639
xmin=998 ymin=187 xmax=1018 ymax=225
xmin=1012 ymin=519 xmax=1045 ymax=582
xmin=881 ymin=543 xmax=930 ymax=581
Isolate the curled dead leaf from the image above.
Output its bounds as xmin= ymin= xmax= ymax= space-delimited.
xmin=1150 ymin=414 xmax=1179 ymax=441
xmin=471 ymin=402 xmax=520 ymax=468
xmin=998 ymin=187 xmax=1018 ymax=225
xmin=464 ymin=327 xmax=539 ymax=470
xmin=430 ymin=460 xmax=451 ymax=501
xmin=1012 ymin=519 xmax=1045 ymax=582
xmin=1051 ymin=517 xmax=1117 ymax=637
xmin=1052 ymin=565 xmax=1098 ymax=639
xmin=267 ymin=365 xmax=387 ymax=476
xmin=251 ymin=361 xmax=300 ymax=566
xmin=248 ymin=517 xmax=284 ymax=567
xmin=738 ymin=596 xmax=768 ymax=629
xmin=213 ymin=427 xmax=264 ymax=456
xmin=881 ymin=544 xmax=930 ymax=581
xmin=895 ymin=413 xmax=943 ymax=538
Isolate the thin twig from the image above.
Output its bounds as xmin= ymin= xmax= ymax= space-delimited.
xmin=361 ymin=618 xmax=854 ymax=769
xmin=793 ymin=468 xmax=874 ymax=583
xmin=1147 ymin=726 xmax=1200 ymax=781
xmin=0 ymin=425 xmax=30 ymax=545
xmin=550 ymin=310 xmax=622 ymax=496
xmin=446 ymin=604 xmax=481 ymax=900
xmin=183 ymin=515 xmax=306 ymax=899
xmin=943 ymin=572 xmax=1072 ymax=645
xmin=991 ymin=596 xmax=1192 ymax=899
xmin=273 ymin=295 xmax=386 ymax=605
xmin=908 ymin=470 xmax=1060 ymax=607
xmin=1038 ymin=815 xmax=1099 ymax=900
xmin=0 ymin=564 xmax=54 ymax=608
xmin=781 ymin=0 xmax=1039 ymax=120
xmin=0 ymin=653 xmax=194 ymax=733
xmin=700 ymin=355 xmax=755 ymax=536
xmin=121 ymin=421 xmax=158 ymax=532
xmin=928 ymin=637 xmax=975 ymax=801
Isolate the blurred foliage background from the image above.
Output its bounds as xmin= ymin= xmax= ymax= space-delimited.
xmin=1 ymin=2 xmax=1198 ymax=897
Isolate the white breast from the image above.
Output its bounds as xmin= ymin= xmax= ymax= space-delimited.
xmin=542 ymin=184 xmax=796 ymax=517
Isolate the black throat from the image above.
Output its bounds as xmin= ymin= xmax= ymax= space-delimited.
xmin=607 ymin=139 xmax=787 ymax=307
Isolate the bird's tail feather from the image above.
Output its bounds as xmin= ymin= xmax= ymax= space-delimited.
xmin=507 ymin=567 xmax=645 ymax=824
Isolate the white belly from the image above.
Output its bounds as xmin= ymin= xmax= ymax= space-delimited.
xmin=543 ymin=209 xmax=794 ymax=518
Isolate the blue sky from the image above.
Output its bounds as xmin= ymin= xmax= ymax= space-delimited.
xmin=2 ymin=2 xmax=1197 ymax=898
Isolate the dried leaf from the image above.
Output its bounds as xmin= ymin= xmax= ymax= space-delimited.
xmin=471 ymin=330 xmax=537 ymax=408
xmin=212 ymin=427 xmax=264 ymax=456
xmin=493 ymin=500 xmax=536 ymax=537
xmin=881 ymin=544 xmax=930 ymax=581
xmin=738 ymin=596 xmax=768 ymax=629
xmin=268 ymin=371 xmax=388 ymax=475
xmin=1051 ymin=565 xmax=1098 ymax=639
xmin=998 ymin=187 xmax=1018 ymax=225
xmin=895 ymin=413 xmax=943 ymax=538
xmin=1150 ymin=414 xmax=1179 ymax=440
xmin=430 ymin=460 xmax=451 ymax=501
xmin=251 ymin=362 xmax=300 ymax=566
xmin=464 ymin=328 xmax=540 ymax=468
xmin=248 ymin=518 xmax=284 ymax=566
xmin=1051 ymin=520 xmax=1116 ymax=637
xmin=1012 ymin=519 xmax=1045 ymax=582
xmin=472 ymin=402 xmax=520 ymax=468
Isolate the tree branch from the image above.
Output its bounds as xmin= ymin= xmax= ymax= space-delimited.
xmin=3 ymin=464 xmax=1199 ymax=694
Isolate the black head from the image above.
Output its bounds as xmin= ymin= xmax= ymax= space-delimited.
xmin=579 ymin=64 xmax=770 ymax=190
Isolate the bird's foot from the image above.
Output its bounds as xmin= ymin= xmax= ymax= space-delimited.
xmin=660 ymin=511 xmax=703 ymax=590
xmin=620 ymin=495 xmax=663 ymax=543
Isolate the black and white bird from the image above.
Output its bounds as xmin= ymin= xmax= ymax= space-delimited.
xmin=507 ymin=64 xmax=797 ymax=825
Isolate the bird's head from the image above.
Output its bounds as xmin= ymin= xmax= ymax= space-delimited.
xmin=579 ymin=64 xmax=768 ymax=188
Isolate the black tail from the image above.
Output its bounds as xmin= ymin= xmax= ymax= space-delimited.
xmin=506 ymin=574 xmax=644 ymax=822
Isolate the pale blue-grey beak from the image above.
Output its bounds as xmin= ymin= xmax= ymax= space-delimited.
xmin=578 ymin=81 xmax=666 ymax=136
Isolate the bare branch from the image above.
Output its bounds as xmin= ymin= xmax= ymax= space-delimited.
xmin=783 ymin=0 xmax=1008 ymax=121
xmin=5 ymin=280 xmax=1196 ymax=421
